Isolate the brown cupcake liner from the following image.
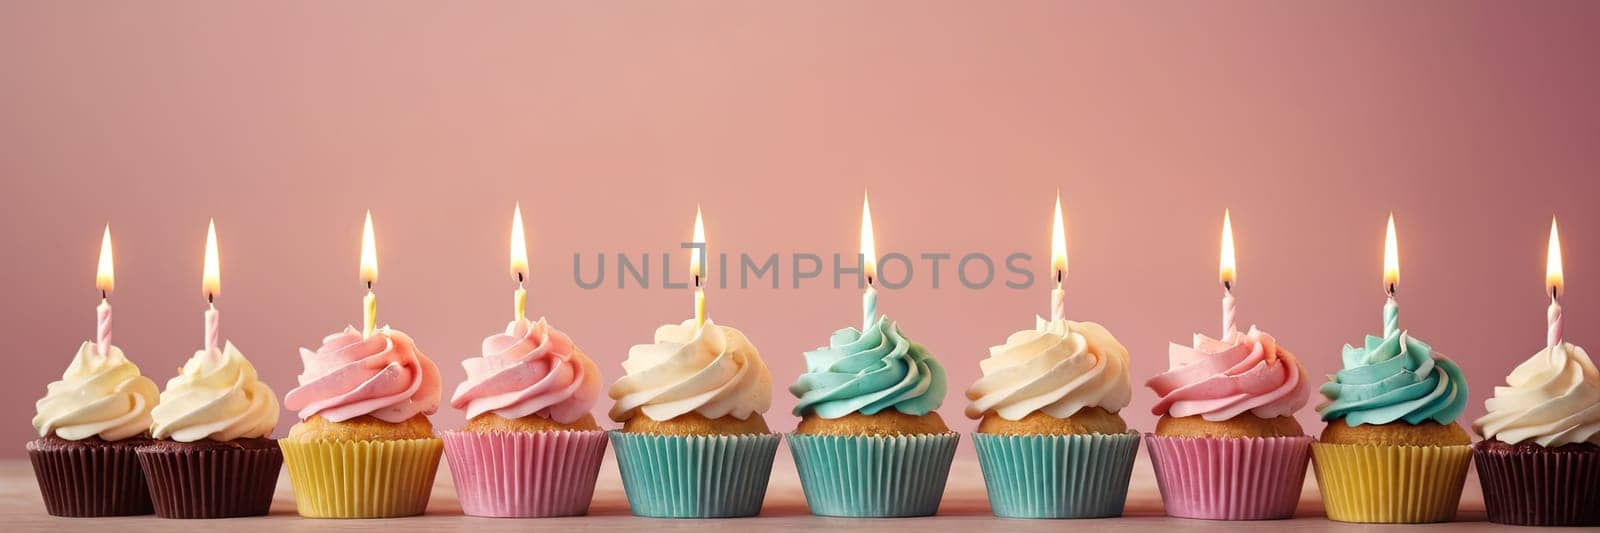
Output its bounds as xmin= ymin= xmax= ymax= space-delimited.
xmin=1474 ymin=440 xmax=1600 ymax=526
xmin=27 ymin=437 xmax=153 ymax=517
xmin=136 ymin=442 xmax=283 ymax=519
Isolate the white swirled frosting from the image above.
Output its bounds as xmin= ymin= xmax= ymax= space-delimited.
xmin=608 ymin=319 xmax=771 ymax=422
xmin=150 ymin=341 xmax=280 ymax=442
xmin=34 ymin=342 xmax=160 ymax=441
xmin=965 ymin=318 xmax=1132 ymax=420
xmin=1474 ymin=342 xmax=1600 ymax=447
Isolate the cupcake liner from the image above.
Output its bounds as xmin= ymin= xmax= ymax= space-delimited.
xmin=27 ymin=438 xmax=153 ymax=517
xmin=1310 ymin=442 xmax=1471 ymax=523
xmin=1474 ymin=441 xmax=1600 ymax=526
xmin=136 ymin=444 xmax=283 ymax=518
xmin=786 ymin=432 xmax=960 ymax=517
xmin=972 ymin=431 xmax=1140 ymax=518
xmin=608 ymin=431 xmax=780 ymax=518
xmin=279 ymin=437 xmax=444 ymax=518
xmin=1144 ymin=434 xmax=1313 ymax=520
xmin=442 ymin=430 xmax=608 ymax=518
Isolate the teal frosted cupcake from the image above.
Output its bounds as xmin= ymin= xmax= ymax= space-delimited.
xmin=788 ymin=315 xmax=958 ymax=517
xmin=606 ymin=319 xmax=779 ymax=518
xmin=965 ymin=318 xmax=1139 ymax=518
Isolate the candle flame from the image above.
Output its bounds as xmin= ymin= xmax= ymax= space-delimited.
xmin=861 ymin=192 xmax=877 ymax=282
xmin=689 ymin=205 xmax=705 ymax=282
xmin=1051 ymin=193 xmax=1067 ymax=284
xmin=203 ymin=219 xmax=220 ymax=301
xmin=1548 ymin=216 xmax=1564 ymax=298
xmin=96 ymin=224 xmax=114 ymax=295
xmin=510 ymin=203 xmax=528 ymax=282
xmin=360 ymin=210 xmax=377 ymax=286
xmin=1220 ymin=209 xmax=1236 ymax=287
xmin=1383 ymin=214 xmax=1399 ymax=293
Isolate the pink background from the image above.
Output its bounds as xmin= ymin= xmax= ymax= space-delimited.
xmin=3 ymin=1 xmax=1598 ymax=456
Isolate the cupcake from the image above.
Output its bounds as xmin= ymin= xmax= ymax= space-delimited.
xmin=444 ymin=317 xmax=607 ymax=518
xmin=1145 ymin=326 xmax=1313 ymax=520
xmin=29 ymin=341 xmax=161 ymax=517
xmin=280 ymin=326 xmax=444 ymax=518
xmin=788 ymin=315 xmax=958 ymax=518
xmin=965 ymin=317 xmax=1138 ymax=519
xmin=606 ymin=319 xmax=779 ymax=518
xmin=1313 ymin=330 xmax=1472 ymax=523
xmin=140 ymin=341 xmax=281 ymax=518
xmin=1471 ymin=341 xmax=1600 ymax=526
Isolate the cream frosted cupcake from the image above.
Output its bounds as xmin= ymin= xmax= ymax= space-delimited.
xmin=1145 ymin=327 xmax=1312 ymax=520
xmin=280 ymin=326 xmax=444 ymax=518
xmin=29 ymin=341 xmax=160 ymax=517
xmin=606 ymin=319 xmax=779 ymax=518
xmin=1472 ymin=340 xmax=1600 ymax=526
xmin=444 ymin=316 xmax=607 ymax=517
xmin=140 ymin=341 xmax=281 ymax=518
xmin=966 ymin=317 xmax=1138 ymax=518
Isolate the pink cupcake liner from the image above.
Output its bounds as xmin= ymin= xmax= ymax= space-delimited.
xmin=1144 ymin=434 xmax=1314 ymax=520
xmin=442 ymin=430 xmax=609 ymax=518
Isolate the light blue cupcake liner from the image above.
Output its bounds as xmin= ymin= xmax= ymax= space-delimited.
xmin=972 ymin=431 xmax=1141 ymax=518
xmin=786 ymin=432 xmax=960 ymax=517
xmin=608 ymin=431 xmax=780 ymax=518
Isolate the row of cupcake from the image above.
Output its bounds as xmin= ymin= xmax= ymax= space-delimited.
xmin=28 ymin=205 xmax=1599 ymax=525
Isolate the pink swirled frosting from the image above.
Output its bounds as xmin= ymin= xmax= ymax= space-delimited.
xmin=1147 ymin=326 xmax=1309 ymax=421
xmin=450 ymin=317 xmax=601 ymax=424
xmin=283 ymin=326 xmax=442 ymax=423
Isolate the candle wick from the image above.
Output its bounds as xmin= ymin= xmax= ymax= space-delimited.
xmin=694 ymin=274 xmax=701 ymax=288
xmin=1387 ymin=283 xmax=1396 ymax=297
xmin=517 ymin=272 xmax=524 ymax=284
xmin=101 ymin=291 xmax=107 ymax=300
xmin=207 ymin=293 xmax=214 ymax=305
xmin=367 ymin=281 xmax=373 ymax=290
xmin=867 ymin=275 xmax=874 ymax=287
xmin=1223 ymin=280 xmax=1232 ymax=292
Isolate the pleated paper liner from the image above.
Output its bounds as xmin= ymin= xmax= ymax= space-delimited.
xmin=787 ymin=432 xmax=960 ymax=517
xmin=1473 ymin=440 xmax=1600 ymax=526
xmin=442 ymin=430 xmax=608 ymax=518
xmin=1310 ymin=442 xmax=1471 ymax=523
xmin=26 ymin=436 xmax=153 ymax=517
xmin=972 ymin=431 xmax=1139 ymax=519
xmin=279 ymin=437 xmax=444 ymax=518
xmin=608 ymin=431 xmax=781 ymax=518
xmin=1144 ymin=434 xmax=1313 ymax=520
xmin=136 ymin=442 xmax=283 ymax=518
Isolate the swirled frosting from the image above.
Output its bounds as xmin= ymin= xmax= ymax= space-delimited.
xmin=607 ymin=319 xmax=771 ymax=422
xmin=965 ymin=318 xmax=1131 ymax=420
xmin=1148 ymin=327 xmax=1309 ymax=421
xmin=284 ymin=326 xmax=442 ymax=423
xmin=1318 ymin=331 xmax=1468 ymax=426
xmin=1473 ymin=342 xmax=1600 ymax=446
xmin=34 ymin=342 xmax=160 ymax=441
xmin=791 ymin=315 xmax=947 ymax=418
xmin=452 ymin=317 xmax=602 ymax=424
xmin=150 ymin=341 xmax=279 ymax=442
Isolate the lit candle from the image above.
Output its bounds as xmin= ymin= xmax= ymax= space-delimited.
xmin=1547 ymin=216 xmax=1564 ymax=348
xmin=1383 ymin=214 xmax=1400 ymax=338
xmin=510 ymin=203 xmax=529 ymax=322
xmin=202 ymin=219 xmax=221 ymax=355
xmin=861 ymin=193 xmax=878 ymax=330
xmin=1220 ymin=209 xmax=1237 ymax=335
xmin=691 ymin=206 xmax=707 ymax=328
xmin=95 ymin=224 xmax=114 ymax=357
xmin=360 ymin=210 xmax=378 ymax=338
xmin=1050 ymin=193 xmax=1067 ymax=322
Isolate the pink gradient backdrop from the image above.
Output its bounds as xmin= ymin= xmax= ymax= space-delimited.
xmin=3 ymin=1 xmax=1598 ymax=456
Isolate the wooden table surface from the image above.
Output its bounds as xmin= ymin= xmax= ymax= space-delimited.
xmin=3 ymin=453 xmax=1501 ymax=531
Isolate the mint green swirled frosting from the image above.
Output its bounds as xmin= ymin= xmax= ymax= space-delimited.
xmin=1317 ymin=331 xmax=1468 ymax=426
xmin=790 ymin=315 xmax=947 ymax=418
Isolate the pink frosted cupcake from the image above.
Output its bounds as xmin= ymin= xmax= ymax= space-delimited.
xmin=1145 ymin=326 xmax=1313 ymax=520
xmin=444 ymin=317 xmax=606 ymax=518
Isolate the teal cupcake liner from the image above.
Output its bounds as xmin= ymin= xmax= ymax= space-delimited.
xmin=608 ymin=431 xmax=780 ymax=518
xmin=786 ymin=432 xmax=960 ymax=517
xmin=972 ymin=431 xmax=1141 ymax=518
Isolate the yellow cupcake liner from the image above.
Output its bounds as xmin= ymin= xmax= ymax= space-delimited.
xmin=279 ymin=437 xmax=444 ymax=518
xmin=1310 ymin=442 xmax=1471 ymax=523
